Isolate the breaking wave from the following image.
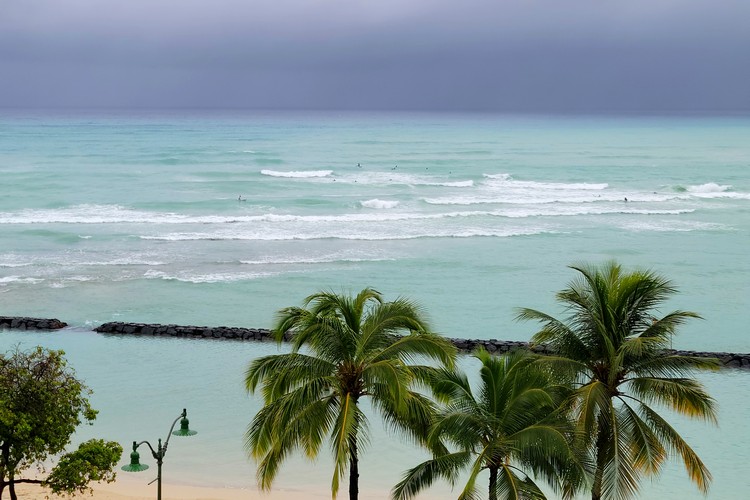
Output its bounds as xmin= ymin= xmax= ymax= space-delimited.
xmin=260 ymin=169 xmax=333 ymax=178
xmin=360 ymin=199 xmax=400 ymax=209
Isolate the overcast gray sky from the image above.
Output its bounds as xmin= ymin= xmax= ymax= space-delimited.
xmin=1 ymin=0 xmax=749 ymax=113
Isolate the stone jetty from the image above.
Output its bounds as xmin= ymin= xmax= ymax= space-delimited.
xmin=92 ymin=321 xmax=750 ymax=370
xmin=93 ymin=321 xmax=286 ymax=341
xmin=0 ymin=316 xmax=67 ymax=330
xmin=2 ymin=317 xmax=749 ymax=369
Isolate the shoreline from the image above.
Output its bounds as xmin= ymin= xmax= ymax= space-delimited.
xmin=15 ymin=475 xmax=394 ymax=500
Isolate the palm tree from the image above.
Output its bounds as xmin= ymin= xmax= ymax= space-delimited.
xmin=393 ymin=349 xmax=586 ymax=500
xmin=245 ymin=288 xmax=456 ymax=500
xmin=516 ymin=261 xmax=720 ymax=500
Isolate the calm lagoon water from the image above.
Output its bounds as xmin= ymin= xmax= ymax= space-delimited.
xmin=1 ymin=110 xmax=749 ymax=498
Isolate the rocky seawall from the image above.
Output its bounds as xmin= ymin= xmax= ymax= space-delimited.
xmin=0 ymin=316 xmax=67 ymax=330
xmin=93 ymin=321 xmax=750 ymax=369
xmin=2 ymin=317 xmax=748 ymax=369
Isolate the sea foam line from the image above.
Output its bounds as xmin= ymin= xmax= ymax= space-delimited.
xmin=240 ymin=256 xmax=395 ymax=265
xmin=139 ymin=226 xmax=558 ymax=242
xmin=360 ymin=199 xmax=400 ymax=209
xmin=482 ymin=173 xmax=608 ymax=191
xmin=143 ymin=269 xmax=278 ymax=283
xmin=0 ymin=202 xmax=696 ymax=226
xmin=260 ymin=169 xmax=333 ymax=178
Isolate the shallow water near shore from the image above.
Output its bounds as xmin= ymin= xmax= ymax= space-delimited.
xmin=1 ymin=110 xmax=749 ymax=497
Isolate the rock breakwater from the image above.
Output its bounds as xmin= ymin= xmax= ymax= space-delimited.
xmin=0 ymin=316 xmax=67 ymax=330
xmin=94 ymin=321 xmax=287 ymax=341
xmin=3 ymin=318 xmax=748 ymax=370
xmin=93 ymin=321 xmax=750 ymax=370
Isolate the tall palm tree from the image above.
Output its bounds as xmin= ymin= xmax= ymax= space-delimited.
xmin=245 ymin=288 xmax=456 ymax=500
xmin=516 ymin=261 xmax=720 ymax=500
xmin=393 ymin=349 xmax=586 ymax=500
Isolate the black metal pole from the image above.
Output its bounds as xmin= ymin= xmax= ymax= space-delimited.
xmin=157 ymin=439 xmax=163 ymax=500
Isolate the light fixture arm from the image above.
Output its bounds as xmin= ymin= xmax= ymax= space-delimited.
xmin=134 ymin=439 xmax=158 ymax=459
xmin=162 ymin=408 xmax=188 ymax=456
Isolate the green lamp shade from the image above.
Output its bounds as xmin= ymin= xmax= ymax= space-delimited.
xmin=122 ymin=445 xmax=149 ymax=472
xmin=172 ymin=416 xmax=197 ymax=436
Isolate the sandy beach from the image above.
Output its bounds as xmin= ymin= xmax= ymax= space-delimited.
xmin=15 ymin=474 xmax=393 ymax=499
xmin=16 ymin=483 xmax=339 ymax=500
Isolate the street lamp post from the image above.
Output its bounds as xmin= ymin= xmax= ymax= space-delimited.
xmin=121 ymin=408 xmax=197 ymax=500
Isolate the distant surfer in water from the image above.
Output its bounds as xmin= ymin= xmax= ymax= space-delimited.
xmin=238 ymin=195 xmax=246 ymax=202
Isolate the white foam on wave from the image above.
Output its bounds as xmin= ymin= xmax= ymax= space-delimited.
xmin=260 ymin=169 xmax=333 ymax=178
xmin=68 ymin=275 xmax=95 ymax=282
xmin=483 ymin=173 xmax=513 ymax=181
xmin=500 ymin=206 xmax=695 ymax=218
xmin=439 ymin=180 xmax=474 ymax=187
xmin=424 ymin=193 xmax=619 ymax=205
xmin=0 ymin=276 xmax=43 ymax=285
xmin=240 ymin=255 xmax=395 ymax=265
xmin=85 ymin=257 xmax=166 ymax=266
xmin=687 ymin=183 xmax=731 ymax=193
xmin=0 ymin=255 xmax=33 ymax=268
xmin=135 ymin=201 xmax=701 ymax=242
xmin=422 ymin=188 xmax=687 ymax=206
xmin=686 ymin=183 xmax=750 ymax=199
xmin=476 ymin=172 xmax=611 ymax=205
xmin=0 ymin=205 xmax=193 ymax=225
xmin=144 ymin=269 xmax=276 ymax=283
xmin=331 ymin=171 xmax=473 ymax=188
xmin=618 ymin=220 xmax=730 ymax=232
xmin=483 ymin=174 xmax=608 ymax=191
xmin=0 ymin=205 xmax=316 ymax=225
xmin=139 ymin=223 xmax=557 ymax=242
xmin=135 ymin=211 xmax=472 ymax=229
xmin=360 ymin=199 xmax=400 ymax=209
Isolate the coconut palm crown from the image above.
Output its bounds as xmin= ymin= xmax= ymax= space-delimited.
xmin=516 ymin=261 xmax=720 ymax=500
xmin=245 ymin=287 xmax=456 ymax=500
xmin=393 ymin=348 xmax=586 ymax=500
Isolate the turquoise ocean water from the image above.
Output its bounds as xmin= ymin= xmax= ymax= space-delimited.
xmin=1 ymin=110 xmax=749 ymax=498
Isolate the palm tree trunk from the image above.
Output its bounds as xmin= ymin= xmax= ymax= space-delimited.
xmin=488 ymin=466 xmax=498 ymax=500
xmin=349 ymin=436 xmax=359 ymax=500
xmin=592 ymin=421 xmax=609 ymax=500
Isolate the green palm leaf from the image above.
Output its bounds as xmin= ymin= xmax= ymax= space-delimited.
xmin=518 ymin=261 xmax=717 ymax=500
xmin=395 ymin=349 xmax=583 ymax=500
xmin=246 ymin=288 xmax=456 ymax=500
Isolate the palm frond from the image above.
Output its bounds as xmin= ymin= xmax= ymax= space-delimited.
xmin=626 ymin=377 xmax=718 ymax=422
xmin=599 ymin=404 xmax=640 ymax=500
xmin=370 ymin=332 xmax=456 ymax=369
xmin=574 ymin=380 xmax=610 ymax=439
xmin=245 ymin=352 xmax=336 ymax=401
xmin=495 ymin=464 xmax=547 ymax=500
xmin=638 ymin=402 xmax=712 ymax=493
xmin=391 ymin=451 xmax=471 ymax=500
xmin=617 ymin=400 xmax=665 ymax=474
xmin=629 ymin=354 xmax=721 ymax=378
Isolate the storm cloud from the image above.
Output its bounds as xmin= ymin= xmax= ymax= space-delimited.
xmin=1 ymin=0 xmax=749 ymax=112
